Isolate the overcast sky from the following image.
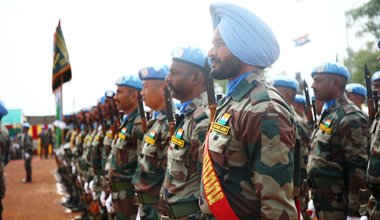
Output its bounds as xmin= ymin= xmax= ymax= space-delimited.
xmin=0 ymin=0 xmax=373 ymax=116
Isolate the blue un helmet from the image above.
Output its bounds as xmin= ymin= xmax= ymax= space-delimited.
xmin=345 ymin=83 xmax=366 ymax=97
xmin=171 ymin=46 xmax=207 ymax=71
xmin=271 ymin=75 xmax=299 ymax=91
xmin=294 ymin=94 xmax=306 ymax=104
xmin=311 ymin=62 xmax=350 ymax=80
xmin=0 ymin=100 xmax=8 ymax=119
xmin=115 ymin=75 xmax=143 ymax=90
xmin=138 ymin=64 xmax=169 ymax=81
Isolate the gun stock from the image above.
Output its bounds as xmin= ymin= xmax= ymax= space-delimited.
xmin=138 ymin=93 xmax=147 ymax=133
xmin=164 ymin=87 xmax=175 ymax=136
xmin=303 ymin=80 xmax=315 ymax=127
xmin=365 ymin=63 xmax=376 ymax=121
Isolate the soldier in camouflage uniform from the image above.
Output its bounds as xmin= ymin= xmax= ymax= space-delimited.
xmin=345 ymin=83 xmax=367 ymax=111
xmin=131 ymin=64 xmax=170 ymax=220
xmin=366 ymin=60 xmax=380 ymax=219
xmin=199 ymin=2 xmax=297 ymax=219
xmin=272 ymin=76 xmax=312 ymax=219
xmin=158 ymin=46 xmax=209 ymax=219
xmin=307 ymin=62 xmax=368 ymax=219
xmin=19 ymin=122 xmax=33 ymax=183
xmin=0 ymin=100 xmax=10 ymax=220
xmin=108 ymin=75 xmax=144 ymax=220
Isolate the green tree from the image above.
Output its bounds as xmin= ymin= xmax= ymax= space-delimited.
xmin=346 ymin=0 xmax=380 ymax=38
xmin=344 ymin=42 xmax=379 ymax=85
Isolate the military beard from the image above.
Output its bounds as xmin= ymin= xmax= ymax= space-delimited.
xmin=210 ymin=53 xmax=242 ymax=80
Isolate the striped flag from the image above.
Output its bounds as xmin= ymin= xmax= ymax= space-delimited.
xmin=293 ymin=33 xmax=311 ymax=47
xmin=52 ymin=20 xmax=71 ymax=92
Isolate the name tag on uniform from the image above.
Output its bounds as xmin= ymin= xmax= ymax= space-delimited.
xmin=211 ymin=113 xmax=231 ymax=135
xmin=145 ymin=130 xmax=156 ymax=145
xmin=171 ymin=128 xmax=185 ymax=148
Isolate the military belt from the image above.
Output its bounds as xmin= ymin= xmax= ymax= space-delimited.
xmin=166 ymin=201 xmax=200 ymax=219
xmin=134 ymin=192 xmax=159 ymax=205
xmin=109 ymin=181 xmax=132 ymax=191
xmin=307 ymin=176 xmax=341 ymax=189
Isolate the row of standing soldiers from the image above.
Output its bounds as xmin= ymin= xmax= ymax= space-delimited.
xmin=54 ymin=2 xmax=380 ymax=220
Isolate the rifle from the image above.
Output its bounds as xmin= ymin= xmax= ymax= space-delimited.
xmin=365 ymin=63 xmax=378 ymax=121
xmin=138 ymin=93 xmax=147 ymax=133
xmin=205 ymin=57 xmax=217 ymax=123
xmin=164 ymin=86 xmax=175 ymax=136
xmin=303 ymin=80 xmax=316 ymax=128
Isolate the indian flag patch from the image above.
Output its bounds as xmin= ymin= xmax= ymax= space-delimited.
xmin=324 ymin=118 xmax=332 ymax=127
xmin=175 ymin=128 xmax=184 ymax=139
xmin=149 ymin=130 xmax=156 ymax=139
xmin=219 ymin=113 xmax=231 ymax=125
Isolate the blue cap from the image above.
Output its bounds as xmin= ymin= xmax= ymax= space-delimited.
xmin=294 ymin=94 xmax=306 ymax=104
xmin=345 ymin=83 xmax=366 ymax=97
xmin=271 ymin=75 xmax=299 ymax=91
xmin=138 ymin=64 xmax=169 ymax=80
xmin=171 ymin=46 xmax=207 ymax=70
xmin=372 ymin=71 xmax=380 ymax=82
xmin=311 ymin=62 xmax=350 ymax=80
xmin=23 ymin=122 xmax=30 ymax=128
xmin=0 ymin=100 xmax=8 ymax=118
xmin=115 ymin=75 xmax=142 ymax=90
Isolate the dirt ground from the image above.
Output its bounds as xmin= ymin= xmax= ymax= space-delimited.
xmin=3 ymin=156 xmax=82 ymax=220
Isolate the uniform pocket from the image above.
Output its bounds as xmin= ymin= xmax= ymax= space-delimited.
xmin=208 ymin=131 xmax=230 ymax=154
xmin=167 ymin=147 xmax=187 ymax=182
xmin=141 ymin=144 xmax=157 ymax=158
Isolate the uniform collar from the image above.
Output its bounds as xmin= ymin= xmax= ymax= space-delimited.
xmin=321 ymin=93 xmax=349 ymax=114
xmin=180 ymin=91 xmax=207 ymax=116
xmin=230 ymin=69 xmax=265 ymax=101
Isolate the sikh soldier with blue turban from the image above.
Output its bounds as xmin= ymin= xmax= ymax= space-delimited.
xmin=132 ymin=64 xmax=171 ymax=220
xmin=307 ymin=62 xmax=368 ymax=219
xmin=0 ymin=100 xmax=10 ymax=220
xmin=199 ymin=2 xmax=297 ymax=219
xmin=108 ymin=75 xmax=144 ymax=220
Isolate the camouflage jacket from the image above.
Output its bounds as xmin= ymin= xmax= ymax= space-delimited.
xmin=0 ymin=124 xmax=10 ymax=171
xmin=132 ymin=110 xmax=170 ymax=196
xmin=199 ymin=71 xmax=297 ymax=219
xmin=162 ymin=91 xmax=209 ymax=204
xmin=109 ymin=108 xmax=144 ymax=183
xmin=367 ymin=106 xmax=380 ymax=199
xmin=18 ymin=132 xmax=33 ymax=153
xmin=102 ymin=127 xmax=115 ymax=173
xmin=91 ymin=126 xmax=105 ymax=175
xmin=307 ymin=94 xmax=368 ymax=215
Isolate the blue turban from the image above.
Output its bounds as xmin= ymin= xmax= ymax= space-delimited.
xmin=210 ymin=2 xmax=280 ymax=68
xmin=345 ymin=83 xmax=366 ymax=97
xmin=294 ymin=94 xmax=306 ymax=104
xmin=0 ymin=100 xmax=8 ymax=118
xmin=115 ymin=75 xmax=142 ymax=90
xmin=171 ymin=46 xmax=207 ymax=70
xmin=311 ymin=62 xmax=350 ymax=80
xmin=271 ymin=75 xmax=299 ymax=91
xmin=372 ymin=71 xmax=380 ymax=82
xmin=138 ymin=64 xmax=169 ymax=80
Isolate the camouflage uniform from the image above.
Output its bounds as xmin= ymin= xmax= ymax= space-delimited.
xmin=132 ymin=111 xmax=170 ymax=220
xmin=109 ymin=108 xmax=144 ymax=220
xmin=160 ymin=92 xmax=209 ymax=219
xmin=199 ymin=71 xmax=298 ymax=219
xmin=0 ymin=123 xmax=10 ymax=217
xmin=367 ymin=112 xmax=380 ymax=219
xmin=19 ymin=129 xmax=33 ymax=182
xmin=307 ymin=94 xmax=368 ymax=219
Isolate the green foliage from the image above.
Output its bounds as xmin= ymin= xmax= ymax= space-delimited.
xmin=346 ymin=0 xmax=380 ymax=38
xmin=344 ymin=42 xmax=379 ymax=85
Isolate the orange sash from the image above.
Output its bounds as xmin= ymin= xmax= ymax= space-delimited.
xmin=202 ymin=132 xmax=238 ymax=220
